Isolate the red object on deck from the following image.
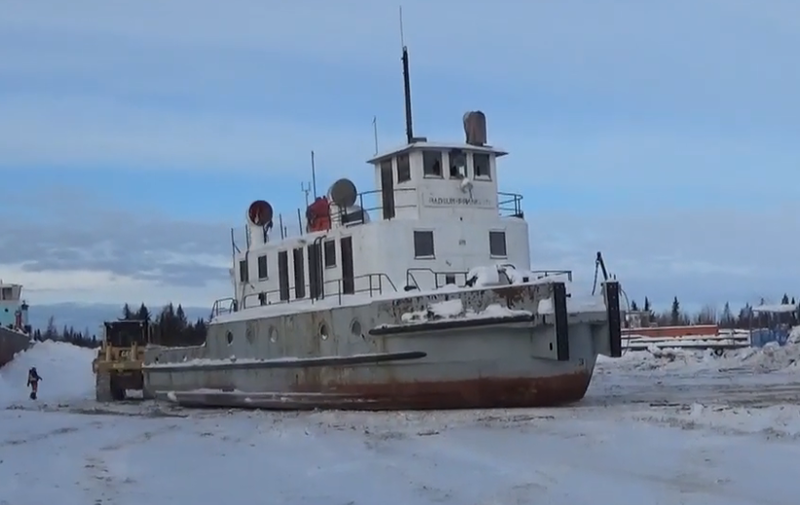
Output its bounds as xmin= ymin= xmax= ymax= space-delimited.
xmin=306 ymin=197 xmax=331 ymax=232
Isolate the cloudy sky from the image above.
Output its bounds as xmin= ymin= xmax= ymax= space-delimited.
xmin=1 ymin=0 xmax=799 ymax=312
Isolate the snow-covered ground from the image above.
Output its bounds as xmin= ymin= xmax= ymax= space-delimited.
xmin=2 ymin=338 xmax=800 ymax=505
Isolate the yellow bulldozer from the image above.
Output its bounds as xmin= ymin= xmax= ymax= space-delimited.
xmin=92 ymin=319 xmax=153 ymax=402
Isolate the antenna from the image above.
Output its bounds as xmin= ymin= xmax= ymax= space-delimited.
xmin=310 ymin=150 xmax=318 ymax=199
xmin=301 ymin=181 xmax=312 ymax=208
xmin=400 ymin=6 xmax=414 ymax=144
xmin=399 ymin=6 xmax=405 ymax=48
xmin=373 ymin=115 xmax=379 ymax=154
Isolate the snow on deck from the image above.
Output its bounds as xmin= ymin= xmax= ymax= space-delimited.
xmin=2 ymin=334 xmax=800 ymax=504
xmin=382 ymin=300 xmax=532 ymax=329
xmin=213 ymin=264 xmax=569 ymax=325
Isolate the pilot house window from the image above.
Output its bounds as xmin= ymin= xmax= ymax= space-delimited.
xmin=473 ymin=153 xmax=491 ymax=179
xmin=423 ymin=151 xmax=442 ymax=177
xmin=449 ymin=150 xmax=466 ymax=179
xmin=397 ymin=154 xmax=411 ymax=183
xmin=413 ymin=230 xmax=435 ymax=258
xmin=489 ymin=231 xmax=507 ymax=258
xmin=324 ymin=239 xmax=336 ymax=268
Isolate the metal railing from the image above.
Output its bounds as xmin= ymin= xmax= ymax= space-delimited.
xmin=229 ymin=188 xmax=527 ymax=252
xmin=497 ymin=192 xmax=524 ymax=218
xmin=405 ymin=268 xmax=469 ymax=291
xmin=212 ymin=272 xmax=398 ymax=317
xmin=405 ymin=266 xmax=573 ymax=293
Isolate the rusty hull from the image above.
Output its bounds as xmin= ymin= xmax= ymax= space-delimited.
xmin=160 ymin=369 xmax=593 ymax=411
xmin=146 ymin=280 xmax=618 ymax=411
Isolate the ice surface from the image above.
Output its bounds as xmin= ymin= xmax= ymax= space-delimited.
xmin=3 ymin=332 xmax=800 ymax=504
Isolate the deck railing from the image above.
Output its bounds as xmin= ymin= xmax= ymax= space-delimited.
xmin=230 ymin=188 xmax=525 ymax=251
xmin=212 ymin=272 xmax=398 ymax=317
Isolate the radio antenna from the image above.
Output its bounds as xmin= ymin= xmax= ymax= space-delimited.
xmin=301 ymin=181 xmax=312 ymax=208
xmin=372 ymin=115 xmax=379 ymax=154
xmin=399 ymin=6 xmax=414 ymax=144
xmin=310 ymin=150 xmax=318 ymax=199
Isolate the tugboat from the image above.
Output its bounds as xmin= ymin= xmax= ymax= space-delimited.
xmin=0 ymin=282 xmax=33 ymax=368
xmin=143 ymin=45 xmax=624 ymax=410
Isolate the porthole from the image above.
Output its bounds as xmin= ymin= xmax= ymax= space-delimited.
xmin=350 ymin=319 xmax=362 ymax=336
xmin=269 ymin=326 xmax=278 ymax=343
xmin=319 ymin=323 xmax=329 ymax=341
xmin=226 ymin=331 xmax=233 ymax=345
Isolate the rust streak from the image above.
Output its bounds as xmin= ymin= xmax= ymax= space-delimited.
xmin=314 ymin=371 xmax=592 ymax=410
xmin=165 ymin=371 xmax=592 ymax=411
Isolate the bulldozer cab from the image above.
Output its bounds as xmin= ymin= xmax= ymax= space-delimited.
xmin=93 ymin=319 xmax=152 ymax=402
xmin=103 ymin=319 xmax=151 ymax=347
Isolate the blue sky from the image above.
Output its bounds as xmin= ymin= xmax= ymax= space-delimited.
xmin=1 ymin=0 xmax=799 ymax=313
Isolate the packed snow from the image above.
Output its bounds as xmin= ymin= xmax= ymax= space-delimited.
xmin=2 ymin=334 xmax=800 ymax=504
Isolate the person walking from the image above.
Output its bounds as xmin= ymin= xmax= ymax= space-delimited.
xmin=27 ymin=367 xmax=42 ymax=400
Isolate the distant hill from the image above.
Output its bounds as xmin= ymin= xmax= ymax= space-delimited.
xmin=29 ymin=302 xmax=210 ymax=335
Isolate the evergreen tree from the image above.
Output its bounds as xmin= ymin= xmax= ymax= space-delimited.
xmin=137 ymin=303 xmax=151 ymax=322
xmin=44 ymin=316 xmax=58 ymax=341
xmin=720 ymin=301 xmax=734 ymax=328
xmin=670 ymin=296 xmax=680 ymax=326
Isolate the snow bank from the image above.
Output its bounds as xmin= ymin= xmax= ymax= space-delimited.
xmin=604 ymin=326 xmax=800 ymax=374
xmin=0 ymin=340 xmax=96 ymax=407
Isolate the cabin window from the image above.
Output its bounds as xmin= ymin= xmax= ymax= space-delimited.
xmin=397 ymin=154 xmax=411 ymax=182
xmin=489 ymin=231 xmax=507 ymax=258
xmin=423 ymin=151 xmax=442 ymax=178
xmin=293 ymin=248 xmax=306 ymax=299
xmin=473 ymin=152 xmax=491 ymax=179
xmin=449 ymin=149 xmax=466 ymax=179
xmin=324 ymin=239 xmax=336 ymax=268
xmin=238 ymin=259 xmax=249 ymax=282
xmin=413 ymin=230 xmax=435 ymax=258
xmin=0 ymin=287 xmax=11 ymax=300
xmin=257 ymin=254 xmax=268 ymax=279
xmin=380 ymin=159 xmax=393 ymax=182
xmin=278 ymin=251 xmax=290 ymax=301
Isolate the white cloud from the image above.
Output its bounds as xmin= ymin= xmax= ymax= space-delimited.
xmin=0 ymin=262 xmax=228 ymax=307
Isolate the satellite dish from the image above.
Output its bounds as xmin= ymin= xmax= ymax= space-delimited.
xmin=329 ymin=178 xmax=358 ymax=208
xmin=247 ymin=200 xmax=273 ymax=227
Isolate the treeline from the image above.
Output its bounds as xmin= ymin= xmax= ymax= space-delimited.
xmin=33 ymin=302 xmax=209 ymax=348
xmin=631 ymin=294 xmax=798 ymax=328
xmin=32 ymin=322 xmax=100 ymax=349
xmin=119 ymin=302 xmax=208 ymax=346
